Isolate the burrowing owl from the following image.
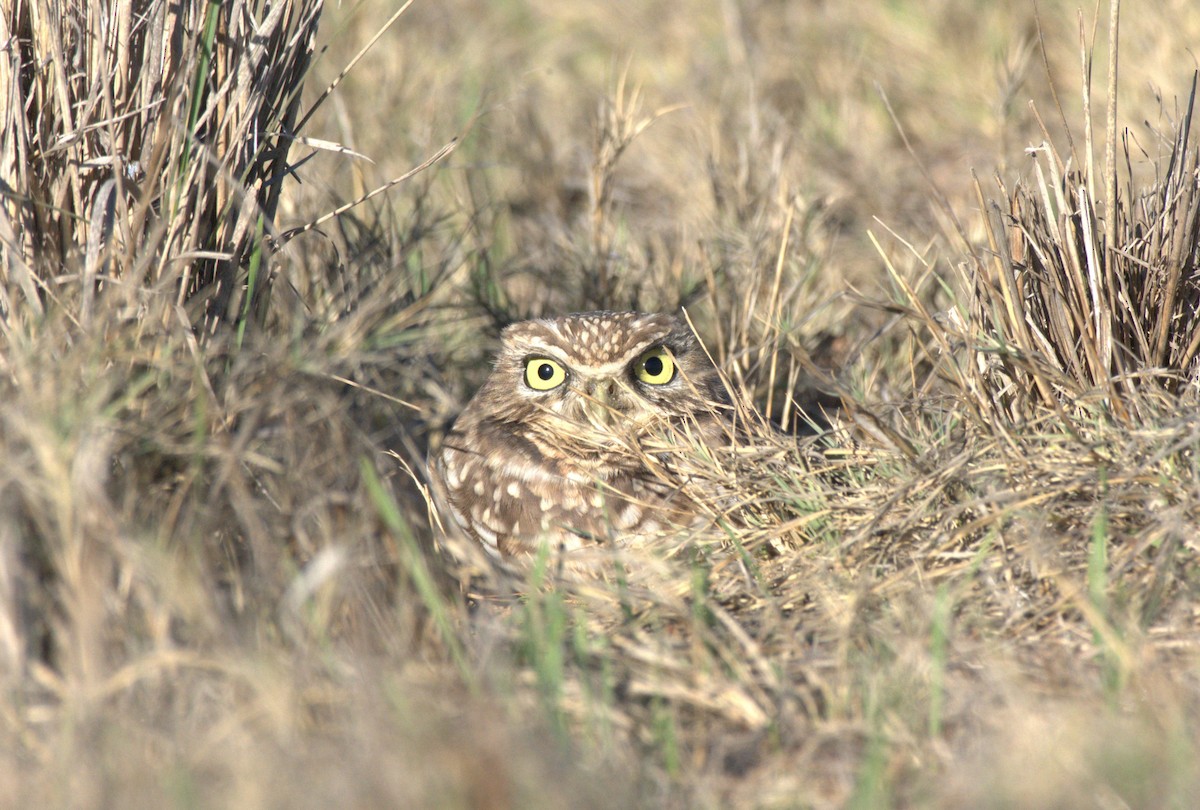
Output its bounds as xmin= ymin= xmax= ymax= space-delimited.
xmin=429 ymin=311 xmax=730 ymax=569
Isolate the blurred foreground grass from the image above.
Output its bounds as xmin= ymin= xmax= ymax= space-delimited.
xmin=2 ymin=0 xmax=1199 ymax=807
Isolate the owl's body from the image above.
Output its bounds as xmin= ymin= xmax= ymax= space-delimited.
xmin=429 ymin=311 xmax=729 ymax=568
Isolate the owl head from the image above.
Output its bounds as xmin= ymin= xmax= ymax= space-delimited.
xmin=469 ymin=311 xmax=728 ymax=456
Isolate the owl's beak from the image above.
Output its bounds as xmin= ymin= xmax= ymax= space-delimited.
xmin=582 ymin=379 xmax=620 ymax=428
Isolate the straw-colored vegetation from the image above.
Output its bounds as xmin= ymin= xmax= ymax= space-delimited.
xmin=2 ymin=0 xmax=1199 ymax=806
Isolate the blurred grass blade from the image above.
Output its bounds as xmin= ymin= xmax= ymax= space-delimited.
xmin=360 ymin=457 xmax=475 ymax=692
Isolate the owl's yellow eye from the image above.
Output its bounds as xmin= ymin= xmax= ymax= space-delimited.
xmin=634 ymin=347 xmax=676 ymax=385
xmin=524 ymin=357 xmax=567 ymax=391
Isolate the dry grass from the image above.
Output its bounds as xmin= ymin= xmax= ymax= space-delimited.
xmin=2 ymin=0 xmax=1200 ymax=807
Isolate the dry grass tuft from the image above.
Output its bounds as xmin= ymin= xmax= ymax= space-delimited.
xmin=916 ymin=68 xmax=1200 ymax=425
xmin=0 ymin=0 xmax=322 ymax=334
